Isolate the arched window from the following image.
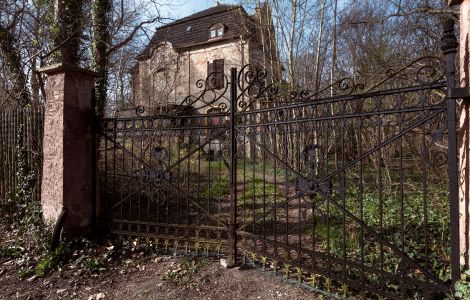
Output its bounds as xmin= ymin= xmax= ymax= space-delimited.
xmin=209 ymin=23 xmax=225 ymax=39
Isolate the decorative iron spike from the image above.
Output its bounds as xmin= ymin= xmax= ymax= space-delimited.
xmin=296 ymin=267 xmax=302 ymax=282
xmin=272 ymin=260 xmax=278 ymax=274
xmin=325 ymin=278 xmax=332 ymax=292
xmin=341 ymin=283 xmax=348 ymax=298
xmin=174 ymin=240 xmax=179 ymax=254
xmin=164 ymin=239 xmax=169 ymax=252
xmin=261 ymin=256 xmax=267 ymax=271
xmin=310 ymin=273 xmax=318 ymax=287
xmin=250 ymin=251 xmax=257 ymax=262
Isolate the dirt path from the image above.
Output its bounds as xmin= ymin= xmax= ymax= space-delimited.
xmin=0 ymin=254 xmax=325 ymax=300
xmin=0 ymin=211 xmax=328 ymax=300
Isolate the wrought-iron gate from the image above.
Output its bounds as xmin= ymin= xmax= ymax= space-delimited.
xmin=98 ymin=25 xmax=460 ymax=299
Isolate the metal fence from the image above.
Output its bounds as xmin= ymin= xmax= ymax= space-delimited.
xmin=98 ymin=27 xmax=460 ymax=299
xmin=0 ymin=105 xmax=44 ymax=204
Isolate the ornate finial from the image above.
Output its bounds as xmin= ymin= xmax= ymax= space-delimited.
xmin=441 ymin=18 xmax=458 ymax=54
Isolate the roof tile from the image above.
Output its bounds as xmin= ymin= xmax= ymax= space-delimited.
xmin=137 ymin=4 xmax=254 ymax=59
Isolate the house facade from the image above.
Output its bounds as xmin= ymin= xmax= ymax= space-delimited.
xmin=132 ymin=3 xmax=280 ymax=116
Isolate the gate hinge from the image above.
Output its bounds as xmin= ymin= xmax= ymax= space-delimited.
xmin=449 ymin=87 xmax=470 ymax=99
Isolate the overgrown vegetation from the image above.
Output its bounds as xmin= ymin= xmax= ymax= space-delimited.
xmin=454 ymin=269 xmax=470 ymax=299
xmin=0 ymin=123 xmax=50 ymax=272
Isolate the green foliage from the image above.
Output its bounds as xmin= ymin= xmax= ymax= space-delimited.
xmin=0 ymin=245 xmax=22 ymax=259
xmin=0 ymin=123 xmax=51 ymax=278
xmin=34 ymin=243 xmax=70 ymax=277
xmin=1 ymin=123 xmax=49 ymax=259
xmin=83 ymin=257 xmax=106 ymax=273
xmin=202 ymin=177 xmax=229 ymax=199
xmin=455 ymin=270 xmax=470 ymax=299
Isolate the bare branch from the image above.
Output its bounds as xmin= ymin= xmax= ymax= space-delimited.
xmin=106 ymin=16 xmax=172 ymax=56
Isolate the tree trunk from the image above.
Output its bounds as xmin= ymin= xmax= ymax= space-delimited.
xmin=92 ymin=0 xmax=111 ymax=117
xmin=54 ymin=0 xmax=84 ymax=65
xmin=0 ymin=25 xmax=30 ymax=107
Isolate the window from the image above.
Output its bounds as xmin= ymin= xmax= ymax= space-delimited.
xmin=209 ymin=23 xmax=225 ymax=39
xmin=210 ymin=29 xmax=217 ymax=38
xmin=207 ymin=59 xmax=224 ymax=90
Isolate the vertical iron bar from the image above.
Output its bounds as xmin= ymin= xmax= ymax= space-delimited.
xmin=91 ymin=89 xmax=97 ymax=232
xmin=340 ymin=95 xmax=346 ymax=281
xmin=358 ymin=103 xmax=365 ymax=293
xmin=252 ymin=120 xmax=256 ymax=235
xmin=442 ymin=19 xmax=460 ymax=284
xmin=167 ymin=120 xmax=171 ymax=224
xmin=104 ymin=121 xmax=108 ymax=226
xmin=229 ymin=67 xmax=238 ymax=266
xmin=398 ymin=93 xmax=406 ymax=296
xmin=243 ymin=116 xmax=247 ymax=225
xmin=420 ymin=92 xmax=429 ymax=272
xmin=376 ymin=96 xmax=384 ymax=289
xmin=262 ymin=115 xmax=267 ymax=251
xmin=284 ymin=109 xmax=289 ymax=252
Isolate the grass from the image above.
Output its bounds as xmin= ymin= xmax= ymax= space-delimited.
xmin=201 ymin=176 xmax=229 ymax=199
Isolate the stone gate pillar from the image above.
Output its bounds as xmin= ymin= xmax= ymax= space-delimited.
xmin=39 ymin=63 xmax=98 ymax=237
xmin=449 ymin=0 xmax=470 ymax=268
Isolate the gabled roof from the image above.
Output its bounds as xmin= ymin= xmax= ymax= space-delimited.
xmin=137 ymin=4 xmax=255 ymax=59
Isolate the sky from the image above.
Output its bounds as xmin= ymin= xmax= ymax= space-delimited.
xmin=156 ymin=0 xmax=349 ymax=26
xmin=160 ymin=0 xmax=237 ymax=21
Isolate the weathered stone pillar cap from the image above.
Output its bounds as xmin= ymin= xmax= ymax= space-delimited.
xmin=38 ymin=63 xmax=100 ymax=77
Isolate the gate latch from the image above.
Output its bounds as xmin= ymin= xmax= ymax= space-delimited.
xmin=449 ymin=87 xmax=470 ymax=99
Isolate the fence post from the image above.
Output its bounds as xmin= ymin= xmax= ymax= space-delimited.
xmin=442 ymin=18 xmax=461 ymax=284
xmin=448 ymin=0 xmax=470 ymax=273
xmin=39 ymin=63 xmax=99 ymax=237
xmin=229 ymin=67 xmax=238 ymax=266
xmin=91 ymin=88 xmax=98 ymax=232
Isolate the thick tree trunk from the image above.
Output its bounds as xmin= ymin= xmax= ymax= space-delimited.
xmin=54 ymin=0 xmax=84 ymax=65
xmin=92 ymin=0 xmax=111 ymax=117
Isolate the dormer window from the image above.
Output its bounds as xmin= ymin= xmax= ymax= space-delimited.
xmin=209 ymin=23 xmax=225 ymax=39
